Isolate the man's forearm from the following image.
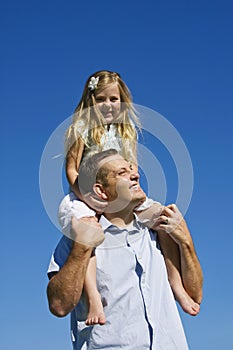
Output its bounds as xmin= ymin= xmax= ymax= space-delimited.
xmin=47 ymin=242 xmax=93 ymax=317
xmin=154 ymin=204 xmax=203 ymax=304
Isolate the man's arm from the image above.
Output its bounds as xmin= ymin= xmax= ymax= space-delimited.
xmin=47 ymin=217 xmax=105 ymax=317
xmin=47 ymin=242 xmax=92 ymax=317
xmin=155 ymin=204 xmax=203 ymax=304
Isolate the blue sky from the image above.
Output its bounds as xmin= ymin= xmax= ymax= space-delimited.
xmin=1 ymin=0 xmax=233 ymax=349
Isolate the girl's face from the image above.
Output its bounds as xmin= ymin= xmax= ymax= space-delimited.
xmin=95 ymin=83 xmax=121 ymax=124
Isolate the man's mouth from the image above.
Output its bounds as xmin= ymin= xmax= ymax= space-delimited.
xmin=130 ymin=184 xmax=140 ymax=191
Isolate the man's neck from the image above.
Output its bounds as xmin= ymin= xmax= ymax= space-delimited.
xmin=104 ymin=204 xmax=135 ymax=228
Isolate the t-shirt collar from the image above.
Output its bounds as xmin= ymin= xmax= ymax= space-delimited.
xmin=99 ymin=214 xmax=142 ymax=232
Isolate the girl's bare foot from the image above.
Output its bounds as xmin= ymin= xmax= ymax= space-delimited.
xmin=176 ymin=291 xmax=200 ymax=316
xmin=85 ymin=293 xmax=106 ymax=325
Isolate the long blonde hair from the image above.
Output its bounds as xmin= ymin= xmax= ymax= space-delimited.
xmin=65 ymin=70 xmax=141 ymax=161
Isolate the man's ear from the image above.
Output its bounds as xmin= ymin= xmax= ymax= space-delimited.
xmin=93 ymin=183 xmax=108 ymax=200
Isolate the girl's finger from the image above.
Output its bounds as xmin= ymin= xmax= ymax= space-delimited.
xmin=166 ymin=204 xmax=178 ymax=213
xmin=161 ymin=206 xmax=173 ymax=217
xmin=156 ymin=215 xmax=170 ymax=225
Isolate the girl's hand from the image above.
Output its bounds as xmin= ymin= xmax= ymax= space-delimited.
xmin=154 ymin=204 xmax=191 ymax=246
xmin=71 ymin=217 xmax=105 ymax=247
xmin=135 ymin=202 xmax=164 ymax=229
xmin=83 ymin=192 xmax=108 ymax=214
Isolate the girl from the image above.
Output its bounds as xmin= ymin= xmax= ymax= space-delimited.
xmin=58 ymin=70 xmax=200 ymax=325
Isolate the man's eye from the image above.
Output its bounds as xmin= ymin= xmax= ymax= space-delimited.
xmin=118 ymin=169 xmax=130 ymax=176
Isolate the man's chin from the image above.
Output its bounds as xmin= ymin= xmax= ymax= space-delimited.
xmin=104 ymin=201 xmax=128 ymax=214
xmin=134 ymin=192 xmax=147 ymax=207
xmin=104 ymin=197 xmax=146 ymax=213
xmin=134 ymin=199 xmax=146 ymax=210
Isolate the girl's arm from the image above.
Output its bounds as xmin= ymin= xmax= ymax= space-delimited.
xmin=66 ymin=137 xmax=85 ymax=198
xmin=66 ymin=138 xmax=107 ymax=213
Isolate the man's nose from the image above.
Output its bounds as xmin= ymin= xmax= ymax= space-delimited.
xmin=130 ymin=170 xmax=140 ymax=180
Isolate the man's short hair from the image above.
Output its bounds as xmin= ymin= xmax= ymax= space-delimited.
xmin=76 ymin=149 xmax=118 ymax=195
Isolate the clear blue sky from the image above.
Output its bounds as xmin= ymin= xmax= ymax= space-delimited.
xmin=1 ymin=0 xmax=232 ymax=349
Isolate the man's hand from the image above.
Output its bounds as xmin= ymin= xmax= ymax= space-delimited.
xmin=70 ymin=216 xmax=105 ymax=247
xmin=154 ymin=204 xmax=191 ymax=246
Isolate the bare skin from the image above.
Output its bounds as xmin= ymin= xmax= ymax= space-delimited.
xmin=154 ymin=204 xmax=203 ymax=306
xmin=158 ymin=230 xmax=200 ymax=316
xmin=66 ymin=127 xmax=201 ymax=322
xmin=100 ymin=156 xmax=203 ymax=310
xmin=62 ymin=72 xmax=202 ymax=324
xmin=84 ymin=256 xmax=106 ymax=325
xmin=47 ymin=217 xmax=105 ymax=317
xmin=136 ymin=202 xmax=202 ymax=316
xmin=64 ymin=85 xmax=122 ymax=325
xmin=47 ymin=154 xmax=203 ymax=326
xmin=65 ymin=138 xmax=107 ymax=325
xmin=71 ymin=216 xmax=106 ymax=325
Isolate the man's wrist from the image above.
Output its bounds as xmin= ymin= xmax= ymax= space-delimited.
xmin=70 ymin=241 xmax=93 ymax=259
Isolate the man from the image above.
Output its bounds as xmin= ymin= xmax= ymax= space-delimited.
xmin=47 ymin=149 xmax=203 ymax=349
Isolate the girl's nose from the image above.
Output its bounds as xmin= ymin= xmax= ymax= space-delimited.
xmin=103 ymin=99 xmax=111 ymax=108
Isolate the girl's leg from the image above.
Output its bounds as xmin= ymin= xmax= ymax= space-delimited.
xmin=84 ymin=255 xmax=106 ymax=325
xmin=157 ymin=231 xmax=200 ymax=316
xmin=59 ymin=194 xmax=106 ymax=325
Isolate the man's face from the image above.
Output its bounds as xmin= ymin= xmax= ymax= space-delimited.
xmin=98 ymin=155 xmax=146 ymax=211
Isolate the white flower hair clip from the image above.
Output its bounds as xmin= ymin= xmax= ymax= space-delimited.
xmin=88 ymin=76 xmax=99 ymax=91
